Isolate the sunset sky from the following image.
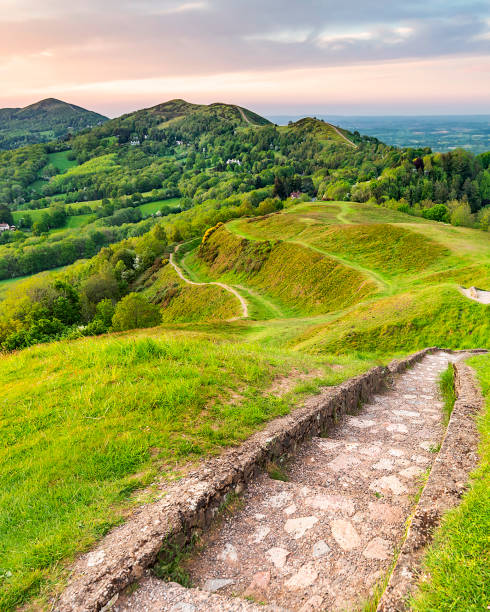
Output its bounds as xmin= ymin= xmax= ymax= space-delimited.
xmin=1 ymin=0 xmax=489 ymax=117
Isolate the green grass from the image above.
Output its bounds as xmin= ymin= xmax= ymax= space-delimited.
xmin=138 ymin=198 xmax=180 ymax=216
xmin=440 ymin=364 xmax=456 ymax=426
xmin=0 ymin=329 xmax=351 ymax=608
xmin=294 ymin=286 xmax=489 ymax=355
xmin=411 ymin=353 xmax=490 ymax=611
xmin=141 ymin=263 xmax=240 ymax=322
xmin=47 ymin=151 xmax=78 ymax=172
xmin=198 ymin=226 xmax=377 ymax=316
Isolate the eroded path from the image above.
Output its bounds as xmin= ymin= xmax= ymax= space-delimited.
xmin=115 ymin=351 xmax=466 ymax=612
xmin=169 ymin=244 xmax=249 ymax=319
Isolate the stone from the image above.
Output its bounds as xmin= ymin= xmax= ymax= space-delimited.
xmin=203 ymin=578 xmax=234 ymax=592
xmin=170 ymin=604 xmax=196 ymax=612
xmin=250 ymin=526 xmax=270 ymax=543
xmin=243 ymin=571 xmax=270 ymax=599
xmin=399 ymin=465 xmax=424 ymax=479
xmin=86 ymin=550 xmax=105 ymax=567
xmin=389 ymin=448 xmax=405 ymax=457
xmin=392 ymin=409 xmax=420 ymax=417
xmin=284 ymin=516 xmax=318 ymax=539
xmin=284 ymin=565 xmax=318 ymax=590
xmin=363 ymin=537 xmax=392 ymax=560
xmin=327 ymin=453 xmax=361 ymax=472
xmin=268 ymin=491 xmax=292 ymax=508
xmin=312 ymin=540 xmax=330 ymax=558
xmin=218 ymin=543 xmax=238 ymax=564
xmin=387 ymin=423 xmax=408 ymax=434
xmin=304 ymin=494 xmax=355 ymax=515
xmin=367 ymin=501 xmax=403 ymax=523
xmin=266 ymin=547 xmax=290 ymax=569
xmin=372 ymin=458 xmax=394 ymax=470
xmin=284 ymin=503 xmax=296 ymax=515
xmin=348 ymin=417 xmax=376 ymax=429
xmin=299 ymin=595 xmax=325 ymax=611
xmin=330 ymin=519 xmax=361 ymax=550
xmin=370 ymin=475 xmax=408 ymax=495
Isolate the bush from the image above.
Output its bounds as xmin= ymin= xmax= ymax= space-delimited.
xmin=111 ymin=293 xmax=161 ymax=331
xmin=422 ymin=204 xmax=450 ymax=223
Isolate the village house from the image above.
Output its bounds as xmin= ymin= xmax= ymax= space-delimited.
xmin=0 ymin=223 xmax=14 ymax=232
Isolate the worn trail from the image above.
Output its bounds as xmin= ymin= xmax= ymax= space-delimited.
xmin=115 ymin=352 xmax=467 ymax=611
xmin=169 ymin=244 xmax=249 ymax=319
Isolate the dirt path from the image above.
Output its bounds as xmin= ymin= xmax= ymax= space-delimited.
xmin=460 ymin=286 xmax=490 ymax=304
xmin=236 ymin=106 xmax=254 ymax=125
xmin=115 ymin=351 xmax=468 ymax=611
xmin=327 ymin=123 xmax=358 ymax=148
xmin=169 ymin=244 xmax=249 ymax=319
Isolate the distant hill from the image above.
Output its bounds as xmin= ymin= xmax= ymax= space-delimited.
xmin=103 ymin=99 xmax=272 ymax=138
xmin=0 ymin=98 xmax=108 ymax=150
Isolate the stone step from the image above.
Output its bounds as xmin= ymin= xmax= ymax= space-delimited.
xmin=113 ymin=576 xmax=287 ymax=611
xmin=286 ymin=435 xmax=433 ymax=502
xmin=181 ymin=475 xmax=401 ymax=611
xmin=114 ymin=351 xmax=463 ymax=612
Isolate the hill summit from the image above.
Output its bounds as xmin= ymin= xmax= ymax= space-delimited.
xmin=0 ymin=98 xmax=108 ymax=150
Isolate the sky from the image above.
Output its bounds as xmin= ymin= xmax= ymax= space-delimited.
xmin=1 ymin=0 xmax=489 ymax=117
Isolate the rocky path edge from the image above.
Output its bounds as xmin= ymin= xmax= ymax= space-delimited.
xmin=377 ymin=359 xmax=485 ymax=611
xmin=55 ymin=347 xmax=486 ymax=612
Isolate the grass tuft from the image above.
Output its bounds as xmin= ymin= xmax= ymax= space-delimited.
xmin=439 ymin=363 xmax=456 ymax=426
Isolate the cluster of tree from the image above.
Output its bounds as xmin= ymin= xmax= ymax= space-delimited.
xmin=0 ymin=222 xmax=166 ymax=350
xmin=0 ymin=217 xmax=157 ymax=280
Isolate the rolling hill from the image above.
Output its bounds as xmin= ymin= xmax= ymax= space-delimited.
xmin=0 ymin=197 xmax=488 ymax=609
xmin=0 ymin=98 xmax=108 ymax=150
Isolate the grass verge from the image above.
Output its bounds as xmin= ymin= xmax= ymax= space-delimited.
xmin=411 ymin=353 xmax=490 ymax=611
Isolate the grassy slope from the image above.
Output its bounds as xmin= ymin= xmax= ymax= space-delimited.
xmin=0 ymin=330 xmax=373 ymax=609
xmin=412 ymin=353 xmax=490 ymax=611
xmin=141 ymin=263 xmax=240 ymax=323
xmin=220 ymin=203 xmax=489 ymax=355
xmin=198 ymin=226 xmax=377 ymax=316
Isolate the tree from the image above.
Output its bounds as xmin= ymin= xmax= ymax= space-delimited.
xmin=111 ymin=293 xmax=161 ymax=331
xmin=451 ymin=202 xmax=473 ymax=227
xmin=0 ymin=204 xmax=14 ymax=226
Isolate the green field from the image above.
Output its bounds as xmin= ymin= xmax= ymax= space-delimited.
xmin=1 ymin=201 xmax=488 ymax=608
xmin=47 ymin=151 xmax=78 ymax=172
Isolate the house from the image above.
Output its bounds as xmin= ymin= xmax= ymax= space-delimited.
xmin=0 ymin=223 xmax=12 ymax=232
xmin=226 ymin=158 xmax=242 ymax=166
xmin=289 ymin=191 xmax=303 ymax=199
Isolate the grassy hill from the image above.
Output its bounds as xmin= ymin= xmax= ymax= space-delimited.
xmin=0 ymin=98 xmax=108 ymax=150
xmin=0 ymin=199 xmax=488 ymax=608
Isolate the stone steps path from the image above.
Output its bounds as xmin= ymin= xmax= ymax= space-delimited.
xmin=114 ymin=351 xmax=466 ymax=612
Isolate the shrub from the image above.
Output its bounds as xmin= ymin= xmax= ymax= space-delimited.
xmin=422 ymin=204 xmax=450 ymax=223
xmin=111 ymin=293 xmax=161 ymax=331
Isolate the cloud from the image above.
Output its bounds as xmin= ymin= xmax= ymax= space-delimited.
xmin=0 ymin=0 xmax=488 ymax=112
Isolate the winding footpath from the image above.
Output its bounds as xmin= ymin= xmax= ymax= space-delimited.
xmin=460 ymin=285 xmax=490 ymax=304
xmin=169 ymin=244 xmax=249 ymax=319
xmin=115 ymin=351 xmax=469 ymax=612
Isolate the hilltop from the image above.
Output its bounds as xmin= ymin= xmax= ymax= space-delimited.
xmin=0 ymin=98 xmax=108 ymax=150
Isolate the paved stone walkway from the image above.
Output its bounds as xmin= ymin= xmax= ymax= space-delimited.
xmin=115 ymin=352 xmax=465 ymax=612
